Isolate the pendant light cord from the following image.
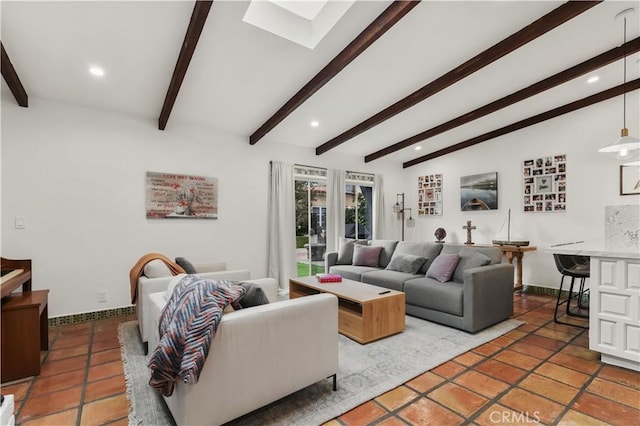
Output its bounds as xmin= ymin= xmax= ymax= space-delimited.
xmin=623 ymin=16 xmax=627 ymax=129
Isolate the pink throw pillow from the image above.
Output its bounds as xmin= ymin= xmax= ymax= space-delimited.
xmin=353 ymin=245 xmax=383 ymax=267
xmin=426 ymin=253 xmax=461 ymax=282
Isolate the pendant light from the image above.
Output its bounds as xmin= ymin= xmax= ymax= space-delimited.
xmin=599 ymin=8 xmax=640 ymax=160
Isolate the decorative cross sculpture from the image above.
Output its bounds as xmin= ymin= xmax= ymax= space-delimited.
xmin=463 ymin=220 xmax=476 ymax=245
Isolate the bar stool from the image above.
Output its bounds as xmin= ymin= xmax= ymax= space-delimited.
xmin=553 ymin=254 xmax=590 ymax=327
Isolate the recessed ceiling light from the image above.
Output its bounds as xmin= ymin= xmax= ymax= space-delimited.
xmin=414 ymin=146 xmax=422 ymax=151
xmin=587 ymin=76 xmax=599 ymax=84
xmin=89 ymin=66 xmax=105 ymax=77
xmin=310 ymin=120 xmax=319 ymax=127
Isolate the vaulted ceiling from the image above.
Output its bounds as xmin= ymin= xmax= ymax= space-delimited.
xmin=2 ymin=1 xmax=639 ymax=168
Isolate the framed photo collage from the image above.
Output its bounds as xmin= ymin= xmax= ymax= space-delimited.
xmin=522 ymin=154 xmax=566 ymax=212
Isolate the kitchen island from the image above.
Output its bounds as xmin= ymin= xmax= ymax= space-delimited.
xmin=549 ymin=241 xmax=639 ymax=371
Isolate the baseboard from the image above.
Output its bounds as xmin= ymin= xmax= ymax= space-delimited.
xmin=48 ymin=305 xmax=136 ymax=327
xmin=522 ymin=285 xmax=589 ymax=301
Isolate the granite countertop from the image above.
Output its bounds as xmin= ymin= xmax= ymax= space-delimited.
xmin=545 ymin=240 xmax=640 ymax=259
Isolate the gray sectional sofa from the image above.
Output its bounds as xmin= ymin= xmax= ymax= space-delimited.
xmin=325 ymin=240 xmax=515 ymax=332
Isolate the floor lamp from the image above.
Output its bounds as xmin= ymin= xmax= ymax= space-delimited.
xmin=393 ymin=193 xmax=415 ymax=241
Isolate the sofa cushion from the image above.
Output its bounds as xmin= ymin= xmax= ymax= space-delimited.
xmin=393 ymin=241 xmax=443 ymax=273
xmin=175 ymin=257 xmax=198 ymax=274
xmin=165 ymin=274 xmax=187 ymax=301
xmin=337 ymin=237 xmax=367 ymax=265
xmin=193 ymin=262 xmax=227 ymax=273
xmin=361 ymin=269 xmax=421 ymax=292
xmin=386 ymin=252 xmax=426 ymax=274
xmin=441 ymin=244 xmax=503 ymax=265
xmin=426 ymin=253 xmax=460 ymax=282
xmin=353 ymin=245 xmax=383 ymax=267
xmin=368 ymin=240 xmax=399 ymax=268
xmin=404 ymin=277 xmax=463 ymax=316
xmin=453 ymin=247 xmax=492 ymax=283
xmin=144 ymin=260 xmax=173 ymax=278
xmin=329 ymin=265 xmax=380 ymax=281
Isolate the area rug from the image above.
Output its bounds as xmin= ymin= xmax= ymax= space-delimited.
xmin=119 ymin=316 xmax=521 ymax=425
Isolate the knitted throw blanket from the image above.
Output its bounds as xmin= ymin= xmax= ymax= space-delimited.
xmin=147 ymin=275 xmax=246 ymax=397
xmin=129 ymin=253 xmax=185 ymax=304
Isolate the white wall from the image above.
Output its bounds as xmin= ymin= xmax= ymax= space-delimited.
xmin=2 ymin=92 xmax=638 ymax=317
xmin=1 ymin=97 xmax=401 ymax=317
xmin=400 ymin=93 xmax=640 ymax=288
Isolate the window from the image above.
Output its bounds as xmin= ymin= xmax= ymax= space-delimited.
xmin=294 ymin=167 xmax=375 ymax=277
xmin=345 ymin=172 xmax=374 ymax=240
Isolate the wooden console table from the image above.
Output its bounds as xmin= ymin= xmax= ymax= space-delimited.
xmin=495 ymin=245 xmax=537 ymax=291
xmin=1 ymin=257 xmax=49 ymax=383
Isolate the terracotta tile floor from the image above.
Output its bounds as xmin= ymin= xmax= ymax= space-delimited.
xmin=3 ymin=293 xmax=640 ymax=425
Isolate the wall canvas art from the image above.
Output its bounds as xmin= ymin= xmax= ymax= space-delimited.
xmin=620 ymin=165 xmax=640 ymax=195
xmin=418 ymin=173 xmax=443 ymax=216
xmin=522 ymin=154 xmax=566 ymax=212
xmin=460 ymin=172 xmax=498 ymax=211
xmin=146 ymin=171 xmax=218 ymax=219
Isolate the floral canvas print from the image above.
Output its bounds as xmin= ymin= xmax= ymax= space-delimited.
xmin=146 ymin=171 xmax=218 ymax=219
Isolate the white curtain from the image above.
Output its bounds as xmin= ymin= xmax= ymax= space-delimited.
xmin=326 ymin=169 xmax=345 ymax=253
xmin=267 ymin=161 xmax=296 ymax=291
xmin=373 ymin=174 xmax=385 ymax=239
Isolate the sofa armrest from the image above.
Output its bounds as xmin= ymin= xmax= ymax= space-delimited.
xmin=325 ymin=251 xmax=338 ymax=271
xmin=462 ymin=263 xmax=514 ymax=332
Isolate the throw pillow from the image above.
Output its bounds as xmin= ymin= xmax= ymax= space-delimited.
xmin=236 ymin=282 xmax=270 ymax=308
xmin=453 ymin=248 xmax=492 ymax=283
xmin=386 ymin=253 xmax=427 ymax=274
xmin=426 ymin=253 xmax=461 ymax=283
xmin=337 ymin=237 xmax=366 ymax=264
xmin=175 ymin=257 xmax=198 ymax=274
xmin=164 ymin=274 xmax=187 ymax=301
xmin=143 ymin=259 xmax=173 ymax=278
xmin=352 ymin=245 xmax=383 ymax=267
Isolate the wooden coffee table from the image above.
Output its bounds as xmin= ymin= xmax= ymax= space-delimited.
xmin=289 ymin=276 xmax=405 ymax=344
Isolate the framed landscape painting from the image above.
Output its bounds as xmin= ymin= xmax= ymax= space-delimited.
xmin=460 ymin=172 xmax=498 ymax=211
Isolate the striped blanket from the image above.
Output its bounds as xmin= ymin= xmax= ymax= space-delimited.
xmin=147 ymin=275 xmax=246 ymax=397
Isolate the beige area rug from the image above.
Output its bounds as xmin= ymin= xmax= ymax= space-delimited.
xmin=119 ymin=316 xmax=522 ymax=425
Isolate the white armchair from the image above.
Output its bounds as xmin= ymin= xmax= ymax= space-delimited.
xmin=147 ymin=288 xmax=338 ymax=425
xmin=136 ymin=260 xmax=272 ymax=353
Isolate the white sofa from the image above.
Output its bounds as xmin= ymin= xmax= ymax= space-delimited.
xmin=147 ymin=287 xmax=338 ymax=425
xmin=136 ymin=260 xmax=271 ymax=353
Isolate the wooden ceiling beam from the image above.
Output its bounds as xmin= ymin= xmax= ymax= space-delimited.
xmin=158 ymin=1 xmax=213 ymax=130
xmin=403 ymin=78 xmax=640 ymax=168
xmin=366 ymin=36 xmax=640 ymax=162
xmin=249 ymin=0 xmax=420 ymax=145
xmin=1 ymin=42 xmax=28 ymax=107
xmin=316 ymin=0 xmax=601 ymax=155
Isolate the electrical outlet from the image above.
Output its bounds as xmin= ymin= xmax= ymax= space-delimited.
xmin=98 ymin=290 xmax=108 ymax=303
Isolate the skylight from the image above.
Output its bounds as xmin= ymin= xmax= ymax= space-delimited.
xmin=243 ymin=0 xmax=355 ymax=49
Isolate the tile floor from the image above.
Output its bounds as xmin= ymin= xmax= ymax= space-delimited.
xmin=2 ymin=293 xmax=639 ymax=425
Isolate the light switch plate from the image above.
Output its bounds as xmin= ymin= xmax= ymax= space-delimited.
xmin=15 ymin=216 xmax=26 ymax=229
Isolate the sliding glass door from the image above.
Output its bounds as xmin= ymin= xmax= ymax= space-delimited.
xmin=295 ymin=178 xmax=326 ymax=277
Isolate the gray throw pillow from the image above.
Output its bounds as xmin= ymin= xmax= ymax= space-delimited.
xmin=453 ymin=248 xmax=492 ymax=283
xmin=386 ymin=253 xmax=427 ymax=274
xmin=236 ymin=282 xmax=270 ymax=308
xmin=352 ymin=245 xmax=383 ymax=267
xmin=426 ymin=253 xmax=460 ymax=282
xmin=175 ymin=257 xmax=197 ymax=274
xmin=337 ymin=237 xmax=366 ymax=264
